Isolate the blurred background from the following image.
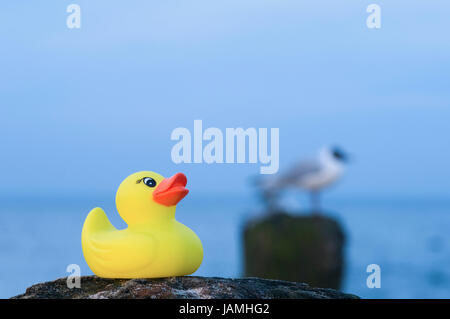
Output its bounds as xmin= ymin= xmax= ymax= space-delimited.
xmin=1 ymin=1 xmax=449 ymax=298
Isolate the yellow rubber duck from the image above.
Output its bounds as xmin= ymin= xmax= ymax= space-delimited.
xmin=81 ymin=171 xmax=203 ymax=278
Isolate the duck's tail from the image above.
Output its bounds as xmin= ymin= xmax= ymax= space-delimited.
xmin=82 ymin=207 xmax=116 ymax=238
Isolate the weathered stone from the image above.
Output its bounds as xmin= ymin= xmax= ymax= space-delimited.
xmin=12 ymin=276 xmax=358 ymax=299
xmin=243 ymin=212 xmax=345 ymax=289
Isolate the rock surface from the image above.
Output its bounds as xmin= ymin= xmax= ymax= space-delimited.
xmin=13 ymin=276 xmax=358 ymax=299
xmin=243 ymin=212 xmax=345 ymax=289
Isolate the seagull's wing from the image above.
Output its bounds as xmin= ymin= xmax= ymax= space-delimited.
xmin=254 ymin=157 xmax=323 ymax=191
xmin=275 ymin=159 xmax=323 ymax=187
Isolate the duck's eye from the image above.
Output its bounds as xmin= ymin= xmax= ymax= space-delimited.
xmin=142 ymin=177 xmax=157 ymax=188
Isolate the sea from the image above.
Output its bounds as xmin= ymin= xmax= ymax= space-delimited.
xmin=1 ymin=193 xmax=449 ymax=299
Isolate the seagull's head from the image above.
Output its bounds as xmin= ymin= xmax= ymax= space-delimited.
xmin=330 ymin=146 xmax=350 ymax=163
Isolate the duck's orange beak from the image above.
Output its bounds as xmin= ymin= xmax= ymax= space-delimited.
xmin=153 ymin=173 xmax=189 ymax=206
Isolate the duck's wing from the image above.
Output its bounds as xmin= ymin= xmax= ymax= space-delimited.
xmin=82 ymin=207 xmax=156 ymax=276
xmin=86 ymin=230 xmax=156 ymax=276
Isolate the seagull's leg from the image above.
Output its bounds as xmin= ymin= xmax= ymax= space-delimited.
xmin=262 ymin=190 xmax=279 ymax=213
xmin=311 ymin=191 xmax=321 ymax=214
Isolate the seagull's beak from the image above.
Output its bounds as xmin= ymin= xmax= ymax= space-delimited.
xmin=342 ymin=153 xmax=352 ymax=163
xmin=153 ymin=173 xmax=189 ymax=206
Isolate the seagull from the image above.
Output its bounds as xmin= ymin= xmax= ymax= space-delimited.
xmin=256 ymin=146 xmax=349 ymax=213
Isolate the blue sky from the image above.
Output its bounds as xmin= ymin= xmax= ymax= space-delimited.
xmin=1 ymin=1 xmax=449 ymax=198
